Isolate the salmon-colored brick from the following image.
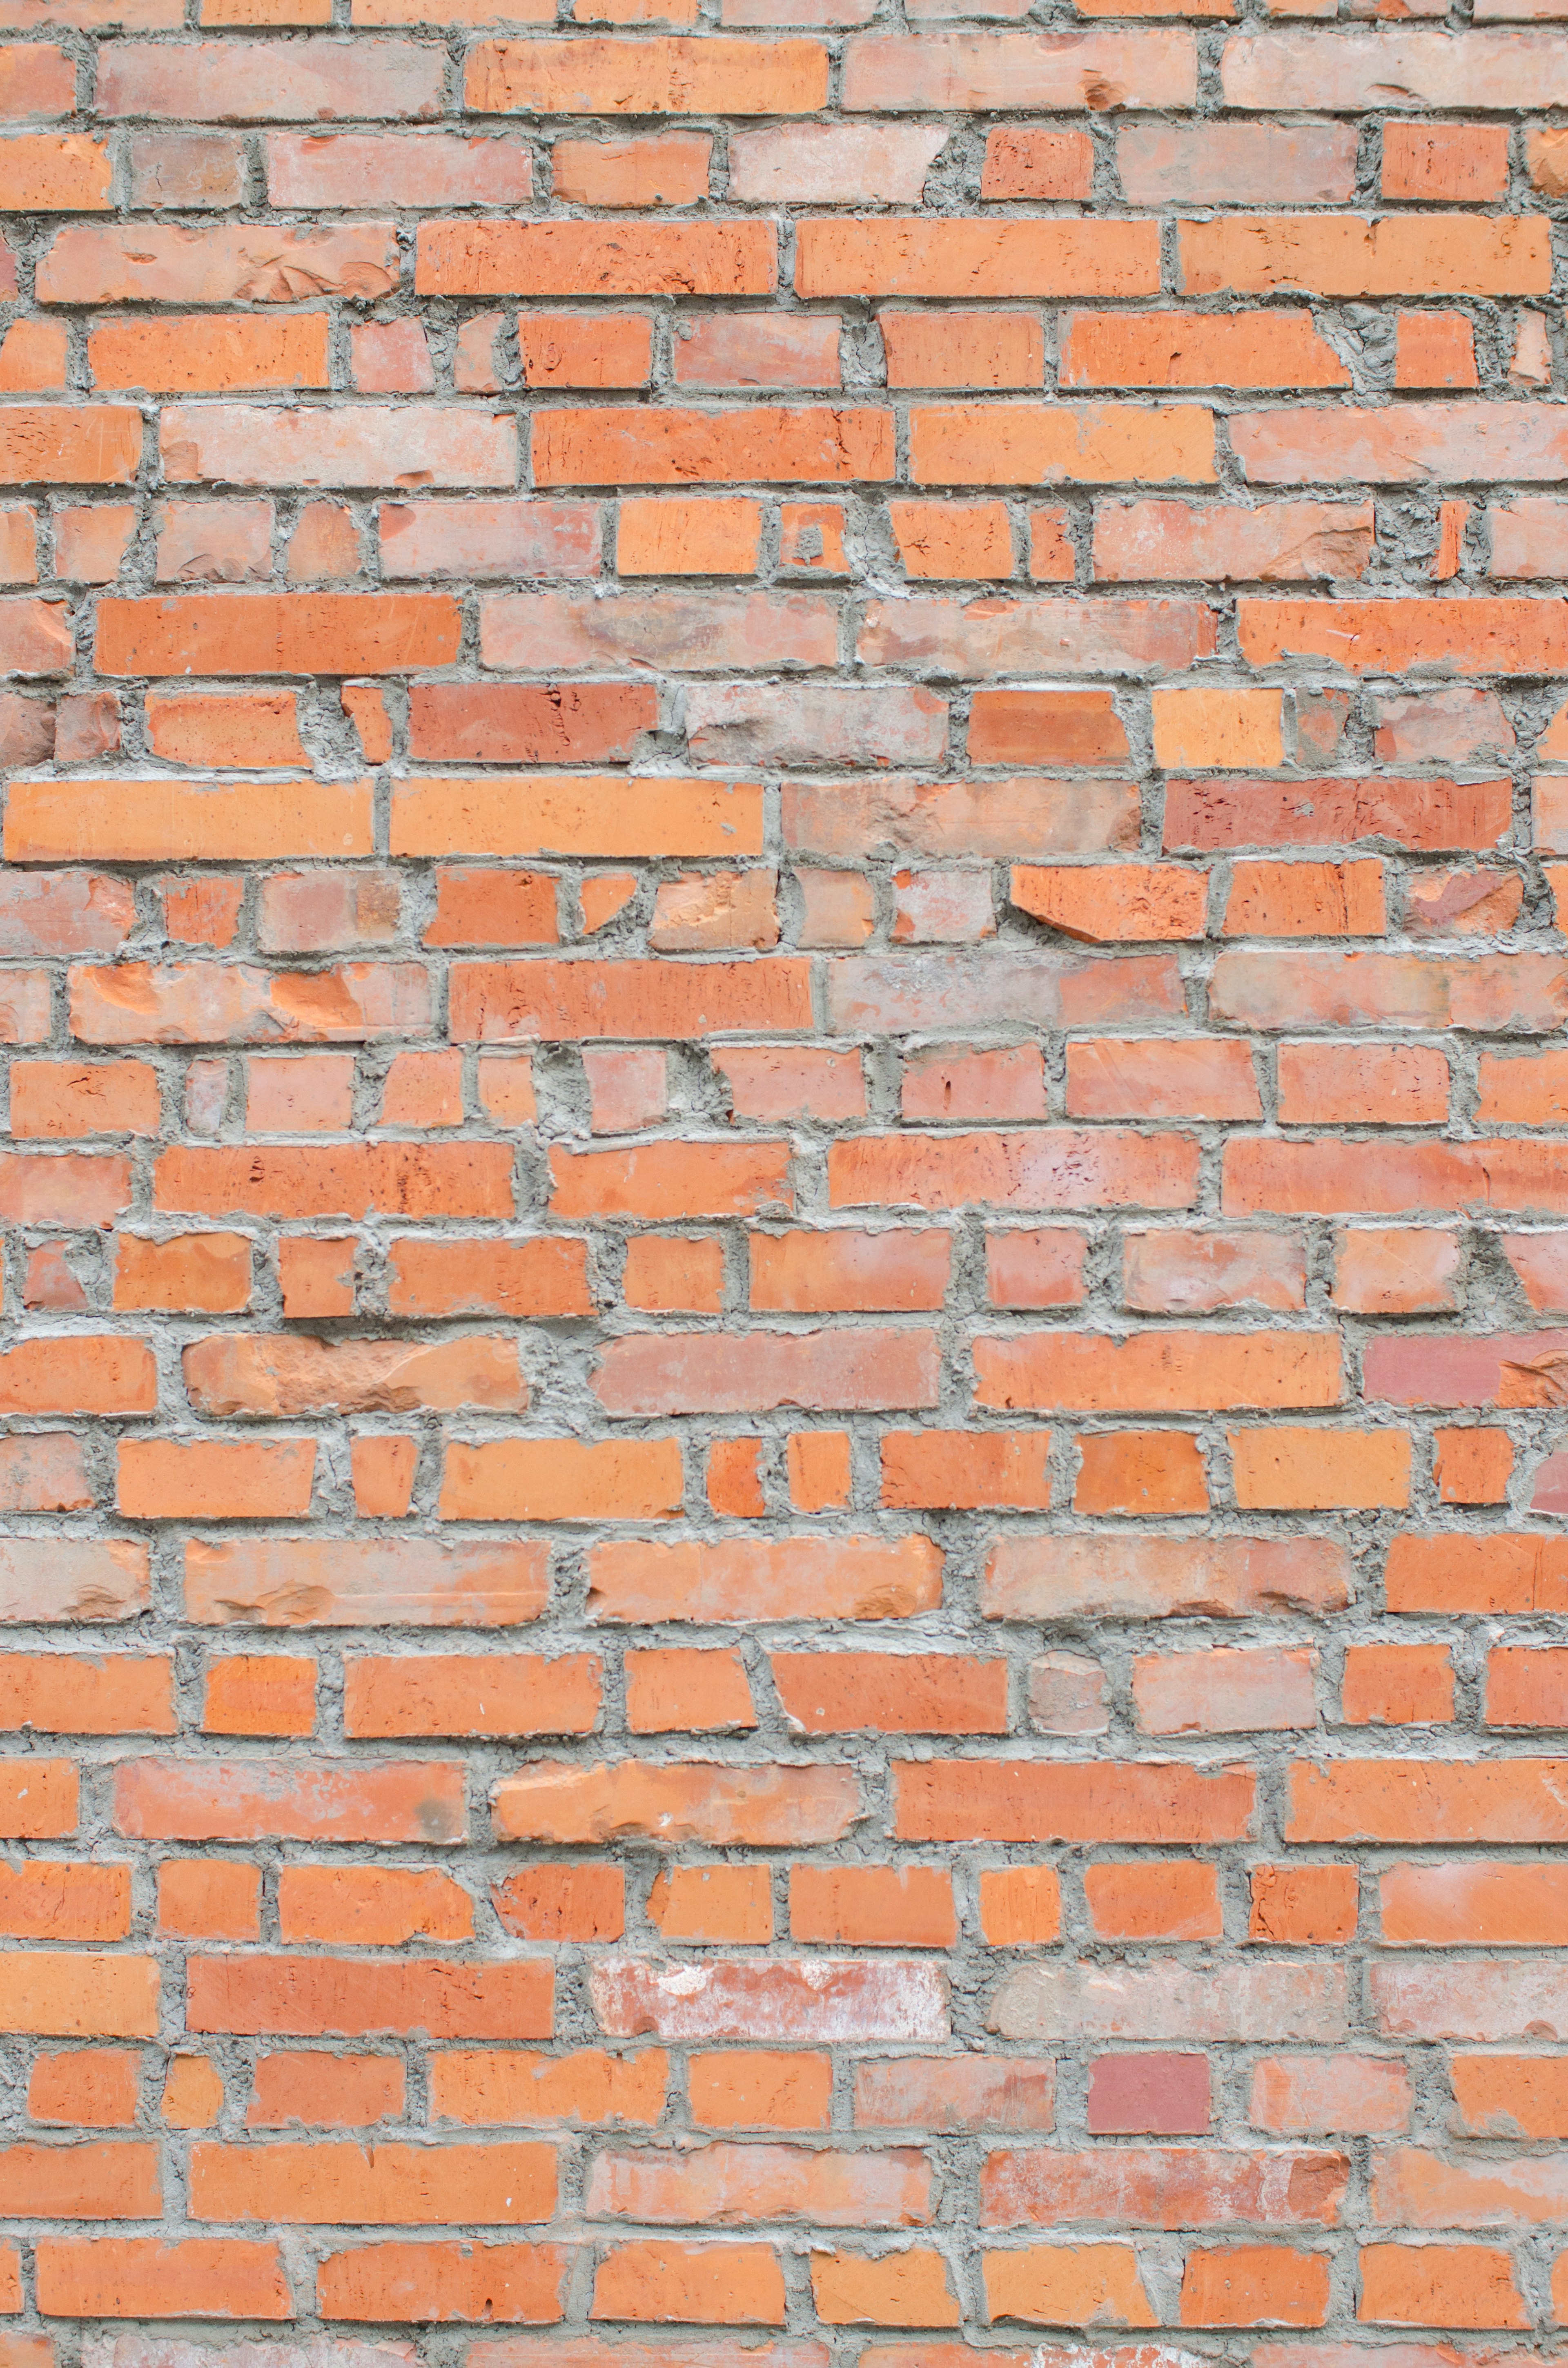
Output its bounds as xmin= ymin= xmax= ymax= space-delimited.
xmin=0 ymin=1952 xmax=156 ymax=2037
xmin=982 ymin=2245 xmax=1154 ymax=2330
xmin=317 ymin=2240 xmax=565 ymax=2324
xmin=277 ymin=1237 xmax=356 ymax=1318
xmin=0 ymin=1861 xmax=127 ymax=1946
xmin=248 ymin=2054 xmax=400 ymax=2130
xmin=162 ymin=2055 xmax=224 ymax=2129
xmin=626 ymin=1648 xmax=755 ymax=1734
xmin=118 ymin=1438 xmax=316 ymax=1520
xmin=0 ymin=1653 xmax=172 ymax=1735
xmin=813 ymin=2250 xmax=960 ymax=2326
xmin=1065 ymin=312 xmax=1346 ymax=391
xmin=1332 ymin=1228 xmax=1461 ymax=1316
xmin=1277 ymin=1043 xmax=1448 ymax=1126
xmin=890 ymin=498 xmax=1013 ymax=579
xmin=707 ymin=1437 xmax=764 ymax=1517
xmin=145 ymin=690 xmax=307 ymax=769
xmin=553 ymin=131 xmax=710 ymax=205
xmin=345 ymin=1652 xmax=599 ymax=1738
xmin=428 ymin=2048 xmax=661 ymax=2128
xmin=35 ymin=2238 xmax=290 ymax=2320
xmin=1250 ymin=2054 xmax=1409 ymax=2136
xmin=1398 ymin=313 xmax=1481 ymax=391
xmin=773 ymin=1651 xmax=1005 ymax=1735
xmin=1343 ymin=1644 xmax=1454 ymax=1726
xmin=624 ymin=1235 xmax=725 ymax=1313
xmin=1225 ymin=859 xmax=1386 ymax=936
xmin=969 ymin=688 xmax=1128 ymax=766
xmin=279 ymin=1865 xmax=472 ymax=1946
xmin=0 ymin=1760 xmax=76 ymax=1837
xmin=1011 ymin=863 xmax=1206 ymax=943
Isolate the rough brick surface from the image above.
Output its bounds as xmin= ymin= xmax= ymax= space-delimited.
xmin=0 ymin=0 xmax=1561 ymax=2360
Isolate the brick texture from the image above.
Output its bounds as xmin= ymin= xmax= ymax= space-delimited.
xmin=0 ymin=2 xmax=1560 ymax=2361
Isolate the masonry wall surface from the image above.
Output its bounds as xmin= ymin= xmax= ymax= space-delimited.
xmin=0 ymin=4 xmax=1565 ymax=2366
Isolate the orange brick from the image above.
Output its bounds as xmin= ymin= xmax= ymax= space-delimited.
xmin=1085 ymin=1861 xmax=1221 ymax=1941
xmin=1230 ymin=1427 xmax=1411 ymax=1510
xmin=1436 ymin=1426 xmax=1513 ymax=1504
xmin=626 ymin=1648 xmax=757 ymax=1733
xmin=786 ymin=1429 xmax=851 ymax=1512
xmin=618 ymin=496 xmax=761 ymax=575
xmin=648 ymin=1866 xmax=773 ymax=1943
xmin=1383 ymin=123 xmax=1509 ymax=204
xmin=625 ymin=1234 xmax=724 ymax=1312
xmin=790 ymin=1864 xmax=955 ymax=1948
xmin=1343 ymin=1644 xmax=1454 ymax=1727
xmin=1249 ymin=1864 xmax=1357 ymax=1945
xmin=707 ymin=1437 xmax=764 ymax=1517
xmin=688 ymin=2051 xmax=832 ymax=2130
xmin=29 ymin=2050 xmax=138 ymax=2127
xmin=158 ymin=1860 xmax=260 ymax=1941
xmin=1075 ymin=1430 xmax=1207 ymax=1516
xmin=979 ymin=1866 xmax=1061 ymax=1946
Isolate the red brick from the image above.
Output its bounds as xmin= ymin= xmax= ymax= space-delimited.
xmin=1085 ymin=1861 xmax=1223 ymax=1940
xmin=791 ymin=1866 xmax=954 ymax=1949
xmin=1087 ymin=2054 xmax=1208 ymax=2136
xmin=1076 ymin=1431 xmax=1207 ymax=1517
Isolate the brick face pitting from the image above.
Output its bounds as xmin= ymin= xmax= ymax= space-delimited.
xmin=0 ymin=0 xmax=1564 ymax=2357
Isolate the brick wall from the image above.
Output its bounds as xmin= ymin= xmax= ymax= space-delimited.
xmin=0 ymin=0 xmax=1562 ymax=2359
